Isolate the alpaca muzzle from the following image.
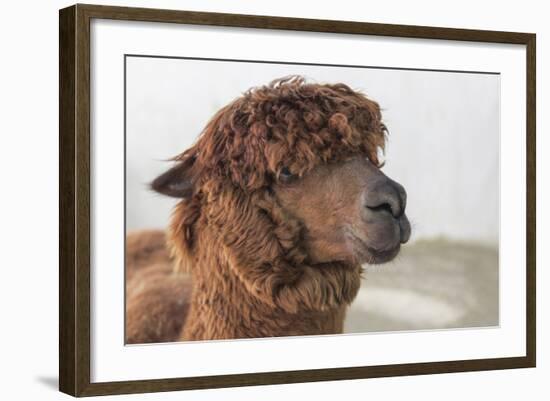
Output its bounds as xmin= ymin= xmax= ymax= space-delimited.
xmin=362 ymin=161 xmax=411 ymax=245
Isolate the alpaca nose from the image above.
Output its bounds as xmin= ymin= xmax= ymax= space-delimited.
xmin=364 ymin=179 xmax=407 ymax=218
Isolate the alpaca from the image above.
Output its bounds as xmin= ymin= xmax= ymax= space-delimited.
xmin=126 ymin=230 xmax=192 ymax=344
xmin=126 ymin=76 xmax=411 ymax=344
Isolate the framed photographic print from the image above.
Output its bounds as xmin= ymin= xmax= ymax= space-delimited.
xmin=59 ymin=4 xmax=536 ymax=397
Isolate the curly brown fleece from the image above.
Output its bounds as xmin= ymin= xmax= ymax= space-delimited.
xmin=134 ymin=76 xmax=387 ymax=342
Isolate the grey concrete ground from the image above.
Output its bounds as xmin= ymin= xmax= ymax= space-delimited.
xmin=345 ymin=239 xmax=499 ymax=333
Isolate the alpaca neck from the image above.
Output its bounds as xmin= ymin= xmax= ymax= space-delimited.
xmin=180 ymin=259 xmax=348 ymax=341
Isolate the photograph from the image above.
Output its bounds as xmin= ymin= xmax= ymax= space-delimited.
xmin=124 ymin=57 xmax=500 ymax=344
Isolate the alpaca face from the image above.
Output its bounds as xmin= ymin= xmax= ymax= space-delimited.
xmin=273 ymin=156 xmax=410 ymax=265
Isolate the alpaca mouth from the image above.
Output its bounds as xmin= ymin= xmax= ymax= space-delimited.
xmin=347 ymin=232 xmax=401 ymax=265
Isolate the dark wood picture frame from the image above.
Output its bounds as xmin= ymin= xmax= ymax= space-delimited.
xmin=59 ymin=3 xmax=536 ymax=397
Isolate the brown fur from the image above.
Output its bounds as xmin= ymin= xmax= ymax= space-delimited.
xmin=125 ymin=230 xmax=192 ymax=343
xmin=126 ymin=76 xmax=406 ymax=343
xmin=125 ymin=230 xmax=170 ymax=280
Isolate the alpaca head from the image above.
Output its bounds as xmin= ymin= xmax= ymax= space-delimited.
xmin=152 ymin=76 xmax=410 ymax=313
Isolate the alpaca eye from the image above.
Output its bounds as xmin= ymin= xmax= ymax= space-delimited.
xmin=279 ymin=167 xmax=295 ymax=183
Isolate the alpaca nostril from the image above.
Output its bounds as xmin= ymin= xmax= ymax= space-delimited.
xmin=363 ymin=171 xmax=407 ymax=218
xmin=365 ymin=185 xmax=404 ymax=218
xmin=366 ymin=202 xmax=395 ymax=216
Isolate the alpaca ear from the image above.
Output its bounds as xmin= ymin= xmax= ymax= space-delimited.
xmin=151 ymin=161 xmax=194 ymax=199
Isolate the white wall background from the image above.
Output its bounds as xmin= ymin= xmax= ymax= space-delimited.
xmin=0 ymin=0 xmax=547 ymax=400
xmin=126 ymin=57 xmax=500 ymax=244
